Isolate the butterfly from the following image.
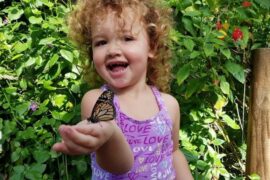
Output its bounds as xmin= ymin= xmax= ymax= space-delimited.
xmin=87 ymin=89 xmax=116 ymax=123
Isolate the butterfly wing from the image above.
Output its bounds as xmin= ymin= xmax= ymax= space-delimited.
xmin=87 ymin=90 xmax=115 ymax=123
xmin=98 ymin=90 xmax=114 ymax=102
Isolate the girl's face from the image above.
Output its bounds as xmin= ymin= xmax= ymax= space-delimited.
xmin=91 ymin=8 xmax=153 ymax=90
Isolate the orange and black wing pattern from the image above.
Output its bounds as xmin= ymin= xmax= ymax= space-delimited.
xmin=87 ymin=90 xmax=116 ymax=123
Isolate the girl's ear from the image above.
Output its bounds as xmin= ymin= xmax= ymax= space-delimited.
xmin=148 ymin=49 xmax=155 ymax=59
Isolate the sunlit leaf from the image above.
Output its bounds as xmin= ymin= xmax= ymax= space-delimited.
xmin=51 ymin=94 xmax=67 ymax=108
xmin=225 ymin=61 xmax=245 ymax=83
xmin=222 ymin=114 xmax=240 ymax=129
xmin=60 ymin=49 xmax=73 ymax=63
xmin=183 ymin=38 xmax=195 ymax=51
xmin=39 ymin=37 xmax=56 ymax=45
xmin=220 ymin=79 xmax=230 ymax=95
xmin=176 ymin=63 xmax=191 ymax=85
xmin=25 ymin=57 xmax=36 ymax=67
xmin=29 ymin=16 xmax=43 ymax=24
xmin=221 ymin=48 xmax=231 ymax=59
xmin=6 ymin=7 xmax=24 ymax=21
xmin=214 ymin=94 xmax=227 ymax=110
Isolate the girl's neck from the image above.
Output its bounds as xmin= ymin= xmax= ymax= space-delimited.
xmin=108 ymin=82 xmax=150 ymax=97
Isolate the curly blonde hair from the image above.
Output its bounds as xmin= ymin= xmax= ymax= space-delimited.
xmin=68 ymin=0 xmax=173 ymax=92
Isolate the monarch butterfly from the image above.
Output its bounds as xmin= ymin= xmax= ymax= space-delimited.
xmin=87 ymin=89 xmax=116 ymax=123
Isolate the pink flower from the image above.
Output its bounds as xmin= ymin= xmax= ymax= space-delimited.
xmin=3 ymin=17 xmax=8 ymax=25
xmin=232 ymin=28 xmax=243 ymax=41
xmin=30 ymin=101 xmax=38 ymax=111
xmin=242 ymin=1 xmax=252 ymax=7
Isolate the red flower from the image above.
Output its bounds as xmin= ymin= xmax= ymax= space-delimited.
xmin=216 ymin=21 xmax=222 ymax=30
xmin=242 ymin=1 xmax=252 ymax=7
xmin=232 ymin=28 xmax=243 ymax=41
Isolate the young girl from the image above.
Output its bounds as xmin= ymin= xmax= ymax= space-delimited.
xmin=52 ymin=0 xmax=193 ymax=179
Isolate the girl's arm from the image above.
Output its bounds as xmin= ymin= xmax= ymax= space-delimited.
xmin=163 ymin=93 xmax=193 ymax=180
xmin=52 ymin=89 xmax=133 ymax=174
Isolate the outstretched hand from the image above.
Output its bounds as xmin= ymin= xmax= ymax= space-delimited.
xmin=52 ymin=120 xmax=116 ymax=155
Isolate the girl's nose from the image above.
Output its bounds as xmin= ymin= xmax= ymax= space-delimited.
xmin=106 ymin=41 xmax=121 ymax=58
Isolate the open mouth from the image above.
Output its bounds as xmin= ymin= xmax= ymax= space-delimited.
xmin=106 ymin=62 xmax=129 ymax=72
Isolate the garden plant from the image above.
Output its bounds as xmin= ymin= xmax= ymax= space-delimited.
xmin=0 ymin=0 xmax=269 ymax=179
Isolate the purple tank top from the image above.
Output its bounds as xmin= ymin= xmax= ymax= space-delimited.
xmin=90 ymin=86 xmax=176 ymax=180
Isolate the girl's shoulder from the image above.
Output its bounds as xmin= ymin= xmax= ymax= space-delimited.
xmin=160 ymin=92 xmax=180 ymax=121
xmin=160 ymin=92 xmax=180 ymax=109
xmin=81 ymin=88 xmax=104 ymax=105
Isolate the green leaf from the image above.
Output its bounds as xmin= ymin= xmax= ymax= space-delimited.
xmin=72 ymin=159 xmax=88 ymax=174
xmin=182 ymin=17 xmax=196 ymax=36
xmin=219 ymin=167 xmax=230 ymax=177
xmin=241 ymin=26 xmax=249 ymax=49
xmin=189 ymin=51 xmax=201 ymax=59
xmin=19 ymin=127 xmax=36 ymax=139
xmin=43 ymin=80 xmax=57 ymax=90
xmin=11 ymin=149 xmax=21 ymax=162
xmin=206 ymin=0 xmax=220 ymax=10
xmin=51 ymin=110 xmax=74 ymax=122
xmin=43 ymin=54 xmax=59 ymax=72
xmin=60 ymin=49 xmax=73 ymax=63
xmin=10 ymin=165 xmax=25 ymax=180
xmin=248 ymin=173 xmax=261 ymax=180
xmin=196 ymin=160 xmax=208 ymax=170
xmin=222 ymin=114 xmax=240 ymax=129
xmin=51 ymin=63 xmax=62 ymax=80
xmin=15 ymin=102 xmax=31 ymax=116
xmin=183 ymin=38 xmax=195 ymax=51
xmin=176 ymin=64 xmax=191 ymax=85
xmin=19 ymin=79 xmax=27 ymax=90
xmin=39 ymin=37 xmax=56 ymax=45
xmin=225 ymin=61 xmax=245 ymax=83
xmin=185 ymin=78 xmax=205 ymax=98
xmin=25 ymin=57 xmax=36 ymax=67
xmin=214 ymin=94 xmax=227 ymax=110
xmin=51 ymin=94 xmax=67 ymax=108
xmin=32 ymin=100 xmax=49 ymax=116
xmin=5 ymin=86 xmax=17 ymax=94
xmin=25 ymin=163 xmax=46 ymax=180
xmin=39 ymin=0 xmax=54 ymax=8
xmin=221 ymin=48 xmax=231 ymax=59
xmin=13 ymin=42 xmax=30 ymax=53
xmin=33 ymin=150 xmax=50 ymax=163
xmin=220 ymin=79 xmax=230 ymax=95
xmin=65 ymin=72 xmax=77 ymax=79
xmin=204 ymin=44 xmax=214 ymax=57
xmin=71 ymin=83 xmax=80 ymax=93
xmin=7 ymin=7 xmax=24 ymax=21
xmin=212 ymin=138 xmax=225 ymax=146
xmin=255 ymin=0 xmax=270 ymax=9
xmin=29 ymin=16 xmax=43 ymax=24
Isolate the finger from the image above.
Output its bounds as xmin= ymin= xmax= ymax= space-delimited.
xmin=59 ymin=125 xmax=100 ymax=150
xmin=74 ymin=123 xmax=99 ymax=136
xmin=52 ymin=142 xmax=91 ymax=155
xmin=77 ymin=119 xmax=88 ymax=125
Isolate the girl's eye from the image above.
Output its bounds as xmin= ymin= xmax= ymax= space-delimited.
xmin=124 ymin=36 xmax=134 ymax=41
xmin=94 ymin=40 xmax=107 ymax=47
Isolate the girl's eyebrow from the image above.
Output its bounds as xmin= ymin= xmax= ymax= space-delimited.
xmin=92 ymin=33 xmax=106 ymax=40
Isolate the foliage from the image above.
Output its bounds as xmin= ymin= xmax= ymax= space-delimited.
xmin=0 ymin=0 xmax=269 ymax=179
xmin=0 ymin=0 xmax=89 ymax=179
xmin=168 ymin=0 xmax=269 ymax=179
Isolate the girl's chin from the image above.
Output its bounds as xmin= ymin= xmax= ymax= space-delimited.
xmin=106 ymin=80 xmax=130 ymax=89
